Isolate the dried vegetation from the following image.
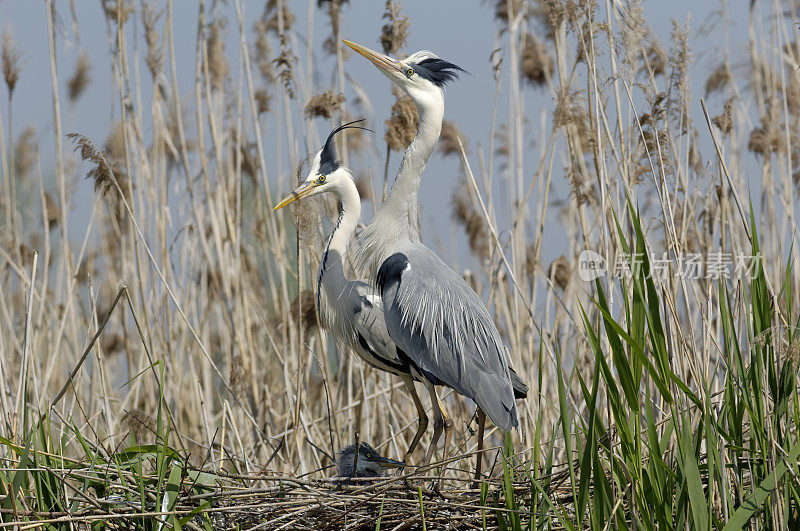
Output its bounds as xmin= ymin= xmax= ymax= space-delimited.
xmin=1 ymin=0 xmax=800 ymax=528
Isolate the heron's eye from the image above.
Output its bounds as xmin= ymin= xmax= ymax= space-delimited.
xmin=406 ymin=68 xmax=414 ymax=77
xmin=317 ymin=175 xmax=326 ymax=184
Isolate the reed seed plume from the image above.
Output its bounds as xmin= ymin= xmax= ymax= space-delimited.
xmin=667 ymin=19 xmax=692 ymax=129
xmin=304 ymin=89 xmax=345 ymax=119
xmin=44 ymin=192 xmax=60 ymax=229
xmin=67 ymin=52 xmax=91 ymax=104
xmin=1 ymin=25 xmax=22 ymax=97
xmin=14 ymin=125 xmax=36 ymax=177
xmin=553 ymin=88 xmax=595 ymax=154
xmin=704 ymin=62 xmax=730 ymax=97
xmin=385 ymin=94 xmax=417 ymax=152
xmin=290 ymin=290 xmax=319 ymax=333
xmin=142 ymin=2 xmax=164 ymax=79
xmin=712 ymin=97 xmax=734 ymax=137
xmin=253 ymin=4 xmax=281 ymax=82
xmin=101 ymin=0 xmax=134 ymax=25
xmin=547 ymin=255 xmax=570 ymax=290
xmin=566 ymin=165 xmax=594 ymax=206
xmin=531 ymin=0 xmax=579 ymax=39
xmin=520 ymin=33 xmax=553 ymax=88
xmin=438 ymin=120 xmax=466 ymax=157
xmin=255 ymin=88 xmax=271 ymax=114
xmin=208 ymin=18 xmax=229 ymax=89
xmin=525 ymin=244 xmax=537 ymax=276
xmin=748 ymin=96 xmax=785 ymax=157
xmin=319 ymin=0 xmax=350 ymax=56
xmin=261 ymin=0 xmax=296 ymax=35
xmin=451 ymin=187 xmax=490 ymax=258
xmin=644 ymin=40 xmax=667 ymax=77
xmin=380 ymin=0 xmax=409 ymax=56
xmin=67 ymin=132 xmax=131 ymax=209
xmin=292 ymin=198 xmax=324 ymax=253
xmin=274 ymin=45 xmax=296 ymax=99
xmin=575 ymin=21 xmax=607 ymax=63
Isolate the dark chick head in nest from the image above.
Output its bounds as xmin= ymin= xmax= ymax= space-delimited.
xmin=336 ymin=442 xmax=405 ymax=478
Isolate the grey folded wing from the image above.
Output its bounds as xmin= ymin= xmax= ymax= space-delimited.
xmin=348 ymin=281 xmax=407 ymax=374
xmin=376 ymin=248 xmax=518 ymax=431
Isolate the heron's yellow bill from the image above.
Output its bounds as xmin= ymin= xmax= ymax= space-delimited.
xmin=342 ymin=40 xmax=403 ymax=73
xmin=272 ymin=181 xmax=315 ymax=211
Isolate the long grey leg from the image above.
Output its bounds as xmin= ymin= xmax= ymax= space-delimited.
xmin=402 ymin=376 xmax=428 ymax=463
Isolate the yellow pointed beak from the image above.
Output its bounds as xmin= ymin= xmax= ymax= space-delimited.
xmin=342 ymin=39 xmax=404 ymax=74
xmin=272 ymin=181 xmax=315 ymax=211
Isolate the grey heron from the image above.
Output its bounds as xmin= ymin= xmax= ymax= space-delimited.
xmin=342 ymin=40 xmax=525 ymax=471
xmin=274 ymin=117 xmax=527 ymax=479
xmin=336 ymin=442 xmax=406 ymax=479
xmin=274 ymin=120 xmax=434 ymax=463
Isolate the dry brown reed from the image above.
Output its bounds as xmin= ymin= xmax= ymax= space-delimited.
xmin=67 ymin=52 xmax=91 ymax=104
xmin=384 ymin=93 xmax=417 ymax=152
xmin=101 ymin=0 xmax=134 ymax=25
xmin=452 ymin=187 xmax=491 ymax=258
xmin=142 ymin=2 xmax=163 ymax=79
xmin=304 ymin=89 xmax=345 ymax=119
xmin=207 ymin=18 xmax=229 ymax=89
xmin=1 ymin=26 xmax=22 ymax=97
xmin=520 ymin=33 xmax=553 ymax=87
xmin=380 ymin=0 xmax=409 ymax=56
xmin=438 ymin=120 xmax=466 ymax=157
xmin=14 ymin=125 xmax=36 ymax=177
xmin=547 ymin=255 xmax=570 ymax=291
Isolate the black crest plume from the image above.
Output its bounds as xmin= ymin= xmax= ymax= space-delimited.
xmin=318 ymin=119 xmax=372 ymax=175
xmin=413 ymin=58 xmax=467 ymax=87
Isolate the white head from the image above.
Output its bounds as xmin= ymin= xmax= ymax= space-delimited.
xmin=343 ymin=40 xmax=465 ymax=107
xmin=272 ymin=120 xmax=369 ymax=210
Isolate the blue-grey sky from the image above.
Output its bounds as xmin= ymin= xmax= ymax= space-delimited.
xmin=2 ymin=0 xmax=754 ymax=269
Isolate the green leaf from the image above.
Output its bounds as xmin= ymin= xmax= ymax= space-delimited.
xmin=724 ymin=438 xmax=800 ymax=530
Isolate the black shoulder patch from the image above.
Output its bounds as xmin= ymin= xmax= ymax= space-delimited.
xmin=411 ymin=58 xmax=466 ymax=87
xmin=376 ymin=253 xmax=409 ymax=293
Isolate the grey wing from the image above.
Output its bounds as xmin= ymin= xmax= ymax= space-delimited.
xmin=348 ymin=280 xmax=407 ymax=375
xmin=376 ymin=247 xmax=519 ymax=431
